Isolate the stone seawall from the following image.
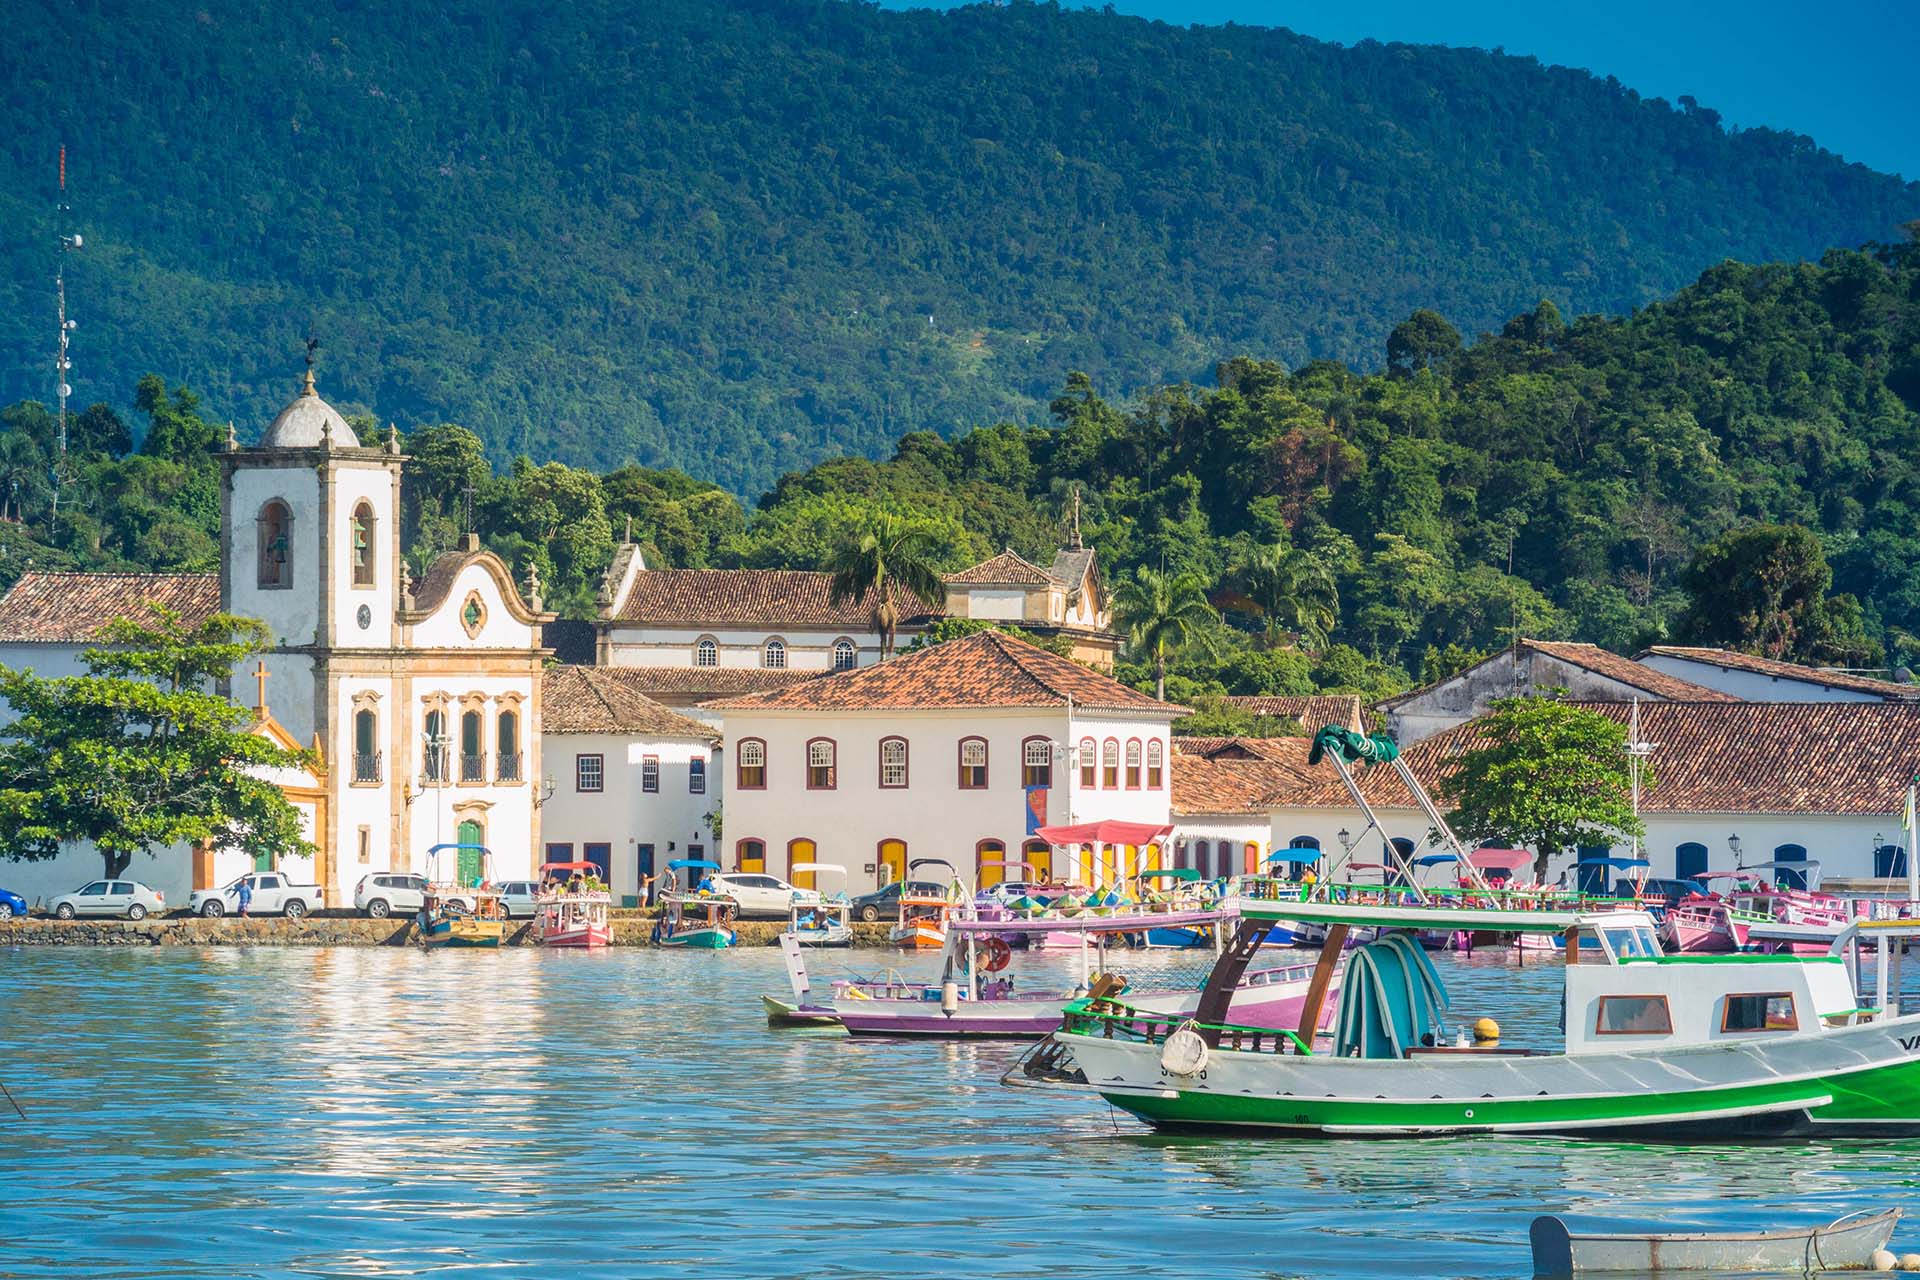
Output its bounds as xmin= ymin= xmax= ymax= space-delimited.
xmin=0 ymin=916 xmax=899 ymax=948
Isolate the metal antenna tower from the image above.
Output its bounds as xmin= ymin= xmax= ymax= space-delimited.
xmin=52 ymin=145 xmax=82 ymax=533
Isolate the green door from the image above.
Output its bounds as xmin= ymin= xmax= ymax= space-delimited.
xmin=456 ymin=821 xmax=484 ymax=886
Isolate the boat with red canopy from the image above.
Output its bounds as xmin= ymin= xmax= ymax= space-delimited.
xmin=532 ymin=860 xmax=612 ymax=949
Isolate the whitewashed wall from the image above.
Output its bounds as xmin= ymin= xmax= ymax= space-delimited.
xmin=540 ymin=731 xmax=720 ymax=903
xmin=1636 ymin=654 xmax=1882 ymax=703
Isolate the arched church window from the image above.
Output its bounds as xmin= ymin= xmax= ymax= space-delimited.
xmin=496 ymin=709 xmax=522 ymax=782
xmin=257 ymin=500 xmax=292 ymax=589
xmin=353 ymin=708 xmax=381 ymax=784
xmin=422 ymin=709 xmax=448 ymax=784
xmin=351 ymin=502 xmax=376 ymax=588
xmin=460 ymin=710 xmax=485 ymax=783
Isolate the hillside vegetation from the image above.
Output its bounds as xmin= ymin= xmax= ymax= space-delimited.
xmin=1 ymin=0 xmax=1915 ymax=491
xmin=5 ymin=242 xmax=1918 ymax=705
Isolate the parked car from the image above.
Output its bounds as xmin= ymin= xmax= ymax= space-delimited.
xmin=703 ymin=872 xmax=821 ymax=919
xmin=353 ymin=872 xmax=432 ymax=919
xmin=849 ymin=880 xmax=947 ymax=923
xmin=0 ymin=886 xmax=27 ymax=920
xmin=190 ymin=871 xmax=325 ymax=918
xmin=496 ymin=880 xmax=542 ymax=919
xmin=49 ymin=880 xmax=166 ymax=920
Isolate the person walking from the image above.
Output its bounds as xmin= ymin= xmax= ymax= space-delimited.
xmin=236 ymin=876 xmax=254 ymax=918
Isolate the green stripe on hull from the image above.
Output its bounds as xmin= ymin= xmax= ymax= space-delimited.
xmin=1104 ymin=1076 xmax=1831 ymax=1135
xmin=1814 ymin=1055 xmax=1920 ymax=1124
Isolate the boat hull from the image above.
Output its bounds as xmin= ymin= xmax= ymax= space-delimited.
xmin=1054 ymin=1012 xmax=1920 ymax=1137
xmin=888 ymin=924 xmax=945 ymax=949
xmin=659 ymin=928 xmax=735 ymax=949
xmin=422 ymin=917 xmax=505 ymax=948
xmin=788 ymin=926 xmax=852 ymax=948
xmin=762 ymin=995 xmax=840 ymax=1027
xmin=535 ymin=924 xmax=610 ymax=948
xmin=1530 ymin=1209 xmax=1901 ymax=1276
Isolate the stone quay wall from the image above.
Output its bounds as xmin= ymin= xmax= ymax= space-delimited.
xmin=0 ymin=915 xmax=899 ymax=948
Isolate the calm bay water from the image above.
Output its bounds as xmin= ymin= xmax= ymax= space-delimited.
xmin=2 ymin=943 xmax=1917 ymax=1279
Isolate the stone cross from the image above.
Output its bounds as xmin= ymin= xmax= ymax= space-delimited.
xmin=252 ymin=661 xmax=269 ymax=714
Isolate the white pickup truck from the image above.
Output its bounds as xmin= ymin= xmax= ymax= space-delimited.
xmin=190 ymin=872 xmax=326 ymax=918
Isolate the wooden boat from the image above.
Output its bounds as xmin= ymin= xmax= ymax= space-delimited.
xmin=531 ymin=859 xmax=612 ymax=948
xmin=888 ymin=883 xmax=957 ymax=949
xmin=418 ymin=842 xmax=508 ymax=948
xmin=1529 ymin=1208 xmax=1901 ymax=1275
xmin=1008 ymin=899 xmax=1920 ymax=1138
xmin=784 ymin=862 xmax=853 ymax=947
xmin=653 ymin=893 xmax=736 ymax=949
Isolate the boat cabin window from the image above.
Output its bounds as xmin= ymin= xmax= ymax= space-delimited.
xmin=1593 ymin=995 xmax=1672 ymax=1036
xmin=1722 ymin=993 xmax=1797 ymax=1033
xmin=1601 ymin=926 xmax=1660 ymax=959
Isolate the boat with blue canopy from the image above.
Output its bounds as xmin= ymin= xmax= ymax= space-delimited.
xmin=418 ymin=842 xmax=508 ymax=948
xmin=653 ymin=859 xmax=736 ymax=949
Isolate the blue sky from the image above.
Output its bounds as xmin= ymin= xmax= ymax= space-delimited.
xmin=880 ymin=1 xmax=1917 ymax=180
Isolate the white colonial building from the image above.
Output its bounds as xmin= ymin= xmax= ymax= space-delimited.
xmin=1266 ymin=702 xmax=1920 ymax=890
xmin=1637 ymin=646 xmax=1920 ymax=704
xmin=0 ymin=370 xmax=554 ymax=904
xmin=707 ymin=629 xmax=1182 ymax=893
xmin=538 ymin=665 xmax=721 ymax=906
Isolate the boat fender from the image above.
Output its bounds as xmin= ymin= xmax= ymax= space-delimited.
xmin=1871 ymin=1250 xmax=1896 ymax=1272
xmin=940 ymin=980 xmax=959 ymax=1016
xmin=1160 ymin=1021 xmax=1208 ymax=1077
xmin=1899 ymin=1254 xmax=1920 ymax=1272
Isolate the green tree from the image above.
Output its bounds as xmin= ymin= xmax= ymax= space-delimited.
xmin=1677 ymin=523 xmax=1880 ymax=664
xmin=0 ymin=607 xmax=312 ymax=880
xmin=824 ymin=513 xmax=947 ymax=659
xmin=1439 ymin=695 xmax=1646 ymax=882
xmin=1229 ymin=541 xmax=1340 ymax=650
xmin=1113 ymin=566 xmax=1222 ymax=701
xmin=1386 ymin=309 xmax=1462 ymax=375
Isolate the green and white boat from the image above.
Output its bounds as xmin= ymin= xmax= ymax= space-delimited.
xmin=1006 ymin=898 xmax=1920 ymax=1138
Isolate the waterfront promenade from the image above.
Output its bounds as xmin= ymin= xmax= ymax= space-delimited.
xmin=0 ymin=913 xmax=896 ymax=947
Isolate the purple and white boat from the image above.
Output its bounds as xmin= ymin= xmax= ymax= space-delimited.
xmin=773 ymin=915 xmax=1339 ymax=1039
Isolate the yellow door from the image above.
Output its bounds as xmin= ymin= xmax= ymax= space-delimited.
xmin=1023 ymin=841 xmax=1052 ymax=884
xmin=1142 ymin=843 xmax=1162 ymax=874
xmin=1079 ymin=843 xmax=1097 ymax=888
xmin=878 ymin=839 xmax=907 ymax=887
xmin=789 ymin=839 xmax=817 ymax=890
xmin=740 ymin=840 xmax=766 ymax=874
xmin=977 ymin=841 xmax=1007 ymax=889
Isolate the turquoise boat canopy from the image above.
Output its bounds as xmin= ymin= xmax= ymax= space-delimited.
xmin=1268 ymin=849 xmax=1323 ymax=865
xmin=1577 ymin=856 xmax=1651 ymax=870
xmin=1139 ymin=868 xmax=1201 ymax=882
xmin=667 ymin=858 xmax=720 ymax=870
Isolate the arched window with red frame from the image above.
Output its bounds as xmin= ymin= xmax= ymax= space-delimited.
xmin=805 ymin=737 xmax=837 ymax=790
xmin=958 ymin=736 xmax=988 ymax=789
xmin=1124 ymin=738 xmax=1142 ymax=789
xmin=736 ymin=738 xmax=766 ymax=789
xmin=1021 ymin=736 xmax=1052 ymax=788
xmin=1101 ymin=738 xmax=1119 ymax=789
xmin=1078 ymin=737 xmax=1096 ymax=788
xmin=878 ymin=736 xmax=909 ymax=788
xmin=1146 ymin=738 xmax=1164 ymax=789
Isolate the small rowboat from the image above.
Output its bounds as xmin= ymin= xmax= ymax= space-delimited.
xmin=1529 ymin=1209 xmax=1901 ymax=1275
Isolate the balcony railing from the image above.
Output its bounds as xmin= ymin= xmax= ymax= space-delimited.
xmin=422 ymin=749 xmax=448 ymax=785
xmin=352 ymin=752 xmax=383 ymax=784
xmin=497 ymin=752 xmax=523 ymax=782
xmin=460 ymin=753 xmax=487 ymax=784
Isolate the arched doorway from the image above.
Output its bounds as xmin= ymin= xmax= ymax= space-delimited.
xmin=1078 ymin=843 xmax=1097 ymax=888
xmin=1389 ymin=837 xmax=1416 ymax=887
xmin=1772 ymin=843 xmax=1809 ymax=891
xmin=1244 ymin=842 xmax=1261 ymax=877
xmin=1191 ymin=839 xmax=1212 ymax=879
xmin=737 ymin=839 xmax=766 ymax=874
xmin=1022 ymin=839 xmax=1052 ymax=883
xmin=977 ymin=839 xmax=1008 ymax=889
xmin=1875 ymin=844 xmax=1909 ymax=879
xmin=1285 ymin=835 xmax=1321 ymax=883
xmin=877 ymin=838 xmax=907 ymax=888
xmin=1675 ymin=841 xmax=1709 ymax=883
xmin=788 ymin=838 xmax=818 ymax=890
xmin=1141 ymin=843 xmax=1162 ymax=875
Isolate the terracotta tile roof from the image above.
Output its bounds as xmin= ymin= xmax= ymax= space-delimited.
xmin=945 ymin=550 xmax=1060 ymax=586
xmin=1271 ymin=701 xmax=1920 ymax=816
xmin=1174 ymin=736 xmax=1317 ymax=764
xmin=1172 ymin=756 xmax=1311 ymax=816
xmin=1376 ymin=638 xmax=1737 ymax=710
xmin=705 ymin=628 xmax=1185 ymax=714
xmin=624 ymin=667 xmax=822 ymax=696
xmin=541 ymin=667 xmax=720 ymax=739
xmin=1220 ymin=694 xmax=1366 ymax=731
xmin=0 ymin=572 xmax=220 ymax=643
xmin=611 ymin=569 xmax=942 ymax=628
xmin=1639 ymin=646 xmax=1920 ymax=700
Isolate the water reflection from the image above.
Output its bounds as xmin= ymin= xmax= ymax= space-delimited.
xmin=2 ymin=944 xmax=1918 ymax=1279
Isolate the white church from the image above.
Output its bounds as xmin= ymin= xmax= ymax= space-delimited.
xmin=0 ymin=369 xmax=553 ymax=904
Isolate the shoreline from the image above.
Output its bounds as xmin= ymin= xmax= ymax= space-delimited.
xmin=0 ymin=916 xmax=901 ymax=948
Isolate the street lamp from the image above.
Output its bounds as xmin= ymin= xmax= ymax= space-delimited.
xmin=1337 ymin=828 xmax=1353 ymax=853
xmin=1728 ymin=833 xmax=1743 ymax=865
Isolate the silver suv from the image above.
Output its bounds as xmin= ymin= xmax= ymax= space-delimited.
xmin=354 ymin=872 xmax=429 ymax=919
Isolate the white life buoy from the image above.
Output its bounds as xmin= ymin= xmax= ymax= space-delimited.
xmin=1160 ymin=1022 xmax=1209 ymax=1077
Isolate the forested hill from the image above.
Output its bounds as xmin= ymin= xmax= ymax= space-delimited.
xmin=2 ymin=0 xmax=1915 ymax=493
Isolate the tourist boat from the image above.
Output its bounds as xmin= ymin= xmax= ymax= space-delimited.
xmin=1131 ymin=869 xmax=1220 ymax=948
xmin=811 ymin=913 xmax=1338 ymax=1039
xmin=785 ymin=861 xmax=853 ymax=947
xmin=1007 ymin=899 xmax=1920 ymax=1137
xmin=652 ymin=858 xmax=735 ymax=948
xmin=1529 ymin=1209 xmax=1901 ymax=1275
xmin=890 ymin=857 xmax=965 ymax=948
xmin=530 ymin=860 xmax=612 ymax=949
xmin=417 ymin=842 xmax=508 ymax=948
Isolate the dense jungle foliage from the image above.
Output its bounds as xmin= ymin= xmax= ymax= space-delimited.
xmin=4 ymin=241 xmax=1917 ymax=708
xmin=2 ymin=0 xmax=1916 ymax=493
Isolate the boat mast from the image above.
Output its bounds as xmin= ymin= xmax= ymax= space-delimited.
xmin=1626 ymin=699 xmax=1654 ymax=889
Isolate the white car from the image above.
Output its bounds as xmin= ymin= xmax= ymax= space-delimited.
xmin=50 ymin=879 xmax=166 ymax=920
xmin=704 ymin=872 xmax=821 ymax=919
xmin=354 ymin=872 xmax=430 ymax=919
xmin=191 ymin=872 xmax=325 ymax=918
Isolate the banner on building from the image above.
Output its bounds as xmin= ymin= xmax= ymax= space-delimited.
xmin=1024 ymin=784 xmax=1049 ymax=836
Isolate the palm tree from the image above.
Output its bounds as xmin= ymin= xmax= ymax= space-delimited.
xmin=1113 ymin=566 xmax=1221 ymax=701
xmin=0 ymin=434 xmax=48 ymax=524
xmin=825 ymin=513 xmax=946 ymax=659
xmin=1231 ymin=543 xmax=1339 ymax=650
